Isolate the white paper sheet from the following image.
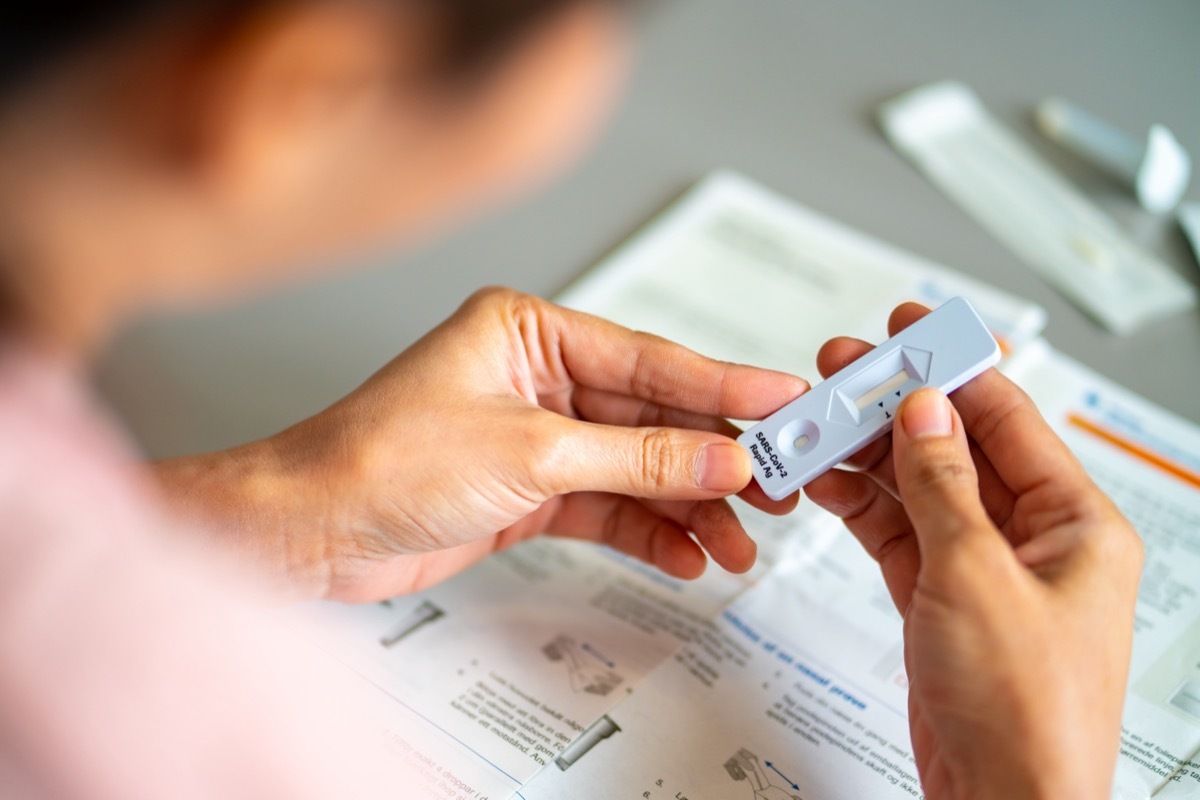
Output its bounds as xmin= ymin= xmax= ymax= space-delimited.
xmin=521 ymin=344 xmax=1200 ymax=800
xmin=519 ymin=536 xmax=919 ymax=800
xmin=290 ymin=173 xmax=1198 ymax=799
xmin=557 ymin=171 xmax=1047 ymax=384
xmin=1015 ymin=345 xmax=1200 ymax=799
xmin=295 ymin=534 xmax=796 ymax=799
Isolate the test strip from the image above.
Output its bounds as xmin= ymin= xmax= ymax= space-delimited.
xmin=737 ymin=297 xmax=1000 ymax=500
xmin=879 ymin=82 xmax=1196 ymax=334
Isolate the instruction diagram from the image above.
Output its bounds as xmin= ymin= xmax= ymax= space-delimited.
xmin=725 ymin=749 xmax=806 ymax=800
xmin=542 ymin=635 xmax=624 ymax=696
xmin=555 ymin=715 xmax=621 ymax=771
xmin=379 ymin=600 xmax=446 ymax=648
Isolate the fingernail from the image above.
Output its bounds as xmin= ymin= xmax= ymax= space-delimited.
xmin=697 ymin=442 xmax=749 ymax=492
xmin=901 ymin=389 xmax=953 ymax=439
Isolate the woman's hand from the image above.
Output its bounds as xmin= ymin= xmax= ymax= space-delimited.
xmin=804 ymin=303 xmax=1143 ymax=800
xmin=155 ymin=287 xmax=807 ymax=601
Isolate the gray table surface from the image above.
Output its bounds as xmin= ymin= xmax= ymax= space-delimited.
xmin=97 ymin=0 xmax=1200 ymax=458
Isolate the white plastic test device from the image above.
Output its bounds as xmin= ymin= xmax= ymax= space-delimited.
xmin=737 ymin=297 xmax=1000 ymax=501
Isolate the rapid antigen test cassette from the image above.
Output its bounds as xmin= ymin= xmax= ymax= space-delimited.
xmin=737 ymin=297 xmax=1000 ymax=500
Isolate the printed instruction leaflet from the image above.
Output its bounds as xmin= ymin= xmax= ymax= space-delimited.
xmin=294 ymin=173 xmax=1200 ymax=799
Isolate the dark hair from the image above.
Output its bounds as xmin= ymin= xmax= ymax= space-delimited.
xmin=0 ymin=0 xmax=611 ymax=98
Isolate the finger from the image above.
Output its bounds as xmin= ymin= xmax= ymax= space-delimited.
xmin=966 ymin=439 xmax=1019 ymax=541
xmin=545 ymin=492 xmax=708 ymax=579
xmin=816 ymin=328 xmax=1020 ymax=533
xmin=882 ymin=303 xmax=1092 ymax=501
xmin=815 ymin=335 xmax=874 ymax=380
xmin=538 ymin=299 xmax=809 ymax=419
xmin=841 ymin=434 xmax=898 ymax=484
xmin=802 ymin=414 xmax=1017 ymax=542
xmin=571 ymin=385 xmax=745 ymax=438
xmin=886 ymin=302 xmax=932 ymax=336
xmin=892 ymin=388 xmax=998 ymax=561
xmin=640 ymin=497 xmax=758 ymax=574
xmin=947 ymin=370 xmax=1093 ymax=500
xmin=571 ymin=385 xmax=798 ymax=515
xmin=736 ymin=478 xmax=800 ymax=516
xmin=804 ymin=468 xmax=920 ymax=611
xmin=534 ymin=417 xmax=753 ymax=501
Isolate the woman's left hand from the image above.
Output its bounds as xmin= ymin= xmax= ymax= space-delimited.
xmin=155 ymin=287 xmax=807 ymax=601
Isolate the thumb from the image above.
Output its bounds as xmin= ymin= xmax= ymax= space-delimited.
xmin=540 ymin=419 xmax=752 ymax=500
xmin=893 ymin=388 xmax=994 ymax=559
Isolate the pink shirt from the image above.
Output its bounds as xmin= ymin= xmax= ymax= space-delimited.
xmin=0 ymin=347 xmax=409 ymax=798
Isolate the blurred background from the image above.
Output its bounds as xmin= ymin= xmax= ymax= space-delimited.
xmin=96 ymin=0 xmax=1200 ymax=457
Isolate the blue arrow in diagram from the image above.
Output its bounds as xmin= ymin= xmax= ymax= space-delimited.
xmin=765 ymin=761 xmax=800 ymax=791
xmin=581 ymin=642 xmax=616 ymax=669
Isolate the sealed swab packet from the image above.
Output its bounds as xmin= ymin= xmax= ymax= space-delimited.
xmin=879 ymin=82 xmax=1196 ymax=334
xmin=1035 ymin=97 xmax=1191 ymax=214
xmin=1180 ymin=203 xmax=1200 ymax=269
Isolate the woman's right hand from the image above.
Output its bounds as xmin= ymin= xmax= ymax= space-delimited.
xmin=805 ymin=303 xmax=1143 ymax=800
xmin=154 ymin=288 xmax=805 ymax=601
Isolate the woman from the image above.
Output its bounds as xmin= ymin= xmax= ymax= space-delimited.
xmin=0 ymin=2 xmax=1142 ymax=798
